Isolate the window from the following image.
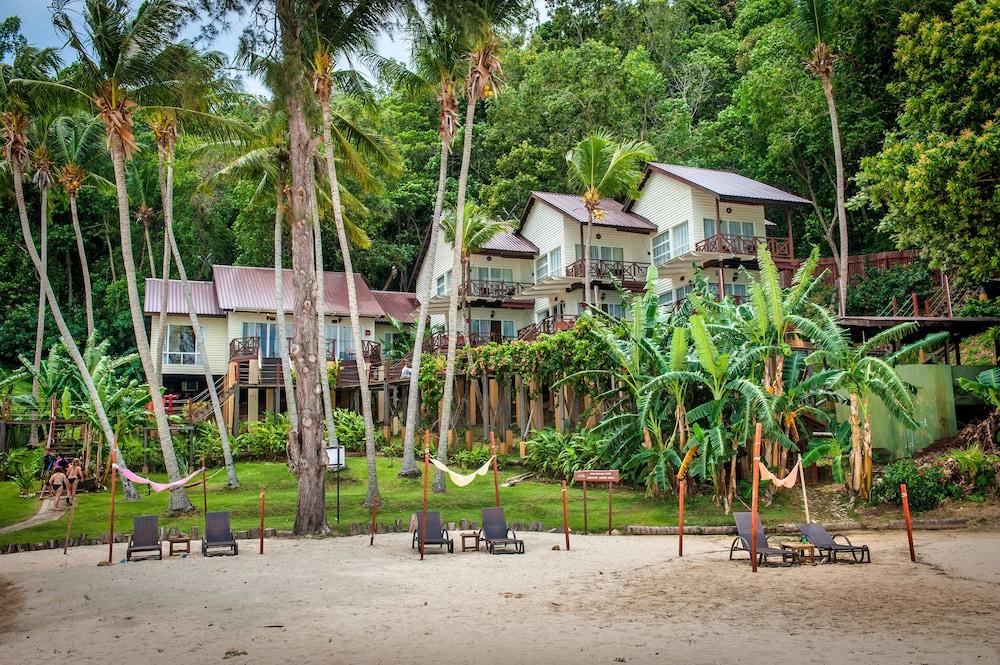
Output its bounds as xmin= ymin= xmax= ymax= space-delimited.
xmin=472 ymin=266 xmax=513 ymax=283
xmin=435 ymin=269 xmax=452 ymax=296
xmin=652 ymin=231 xmax=671 ymax=265
xmin=470 ymin=319 xmax=516 ymax=341
xmin=575 ymin=245 xmax=625 ymax=262
xmin=600 ymin=303 xmax=627 ymax=319
xmin=672 ymin=221 xmax=690 ymax=255
xmin=675 ymin=284 xmax=694 ymax=301
xmin=658 ymin=292 xmax=674 ymax=307
xmin=164 ymin=324 xmax=204 ymax=365
xmin=325 ymin=324 xmax=356 ymax=360
xmin=704 ymin=218 xmax=756 ymax=239
xmin=241 ymin=322 xmax=292 ymax=359
xmin=535 ymin=247 xmax=562 ymax=281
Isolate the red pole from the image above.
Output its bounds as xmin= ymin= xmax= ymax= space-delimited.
xmin=259 ymin=491 xmax=265 ymax=554
xmin=911 ymin=292 xmax=919 ymax=317
xmin=901 ymin=483 xmax=916 ymax=562
xmin=561 ymin=481 xmax=570 ymax=551
xmin=489 ymin=431 xmax=500 ymax=508
xmin=678 ymin=479 xmax=685 ymax=557
xmin=420 ymin=441 xmax=429 ymax=560
xmin=582 ymin=480 xmax=589 ymax=535
xmin=750 ymin=422 xmax=762 ymax=573
xmin=108 ymin=446 xmax=117 ymax=565
xmin=607 ymin=481 xmax=613 ymax=535
xmin=369 ymin=496 xmax=379 ymax=546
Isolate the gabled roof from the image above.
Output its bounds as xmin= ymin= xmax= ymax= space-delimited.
xmin=522 ymin=191 xmax=657 ymax=234
xmin=212 ymin=265 xmax=385 ymax=317
xmin=477 ymin=231 xmax=539 ymax=257
xmin=639 ymin=163 xmax=810 ymax=206
xmin=144 ymin=278 xmax=224 ymax=316
xmin=371 ymin=290 xmax=419 ymax=324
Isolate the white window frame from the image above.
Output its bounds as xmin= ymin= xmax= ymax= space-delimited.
xmin=535 ymin=247 xmax=562 ymax=281
xmin=164 ymin=324 xmax=205 ymax=366
xmin=652 ymin=231 xmax=671 ymax=265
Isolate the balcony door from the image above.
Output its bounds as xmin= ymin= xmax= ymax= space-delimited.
xmin=241 ymin=322 xmax=290 ymax=359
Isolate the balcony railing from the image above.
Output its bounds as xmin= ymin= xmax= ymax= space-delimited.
xmin=423 ymin=331 xmax=507 ymax=353
xmin=461 ymin=279 xmax=532 ymax=300
xmin=565 ymin=258 xmax=650 ymax=284
xmin=229 ymin=336 xmax=260 ymax=361
xmin=516 ymin=315 xmax=578 ymax=342
xmin=694 ymin=234 xmax=792 ymax=260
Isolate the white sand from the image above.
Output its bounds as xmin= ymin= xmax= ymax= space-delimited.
xmin=1 ymin=530 xmax=999 ymax=664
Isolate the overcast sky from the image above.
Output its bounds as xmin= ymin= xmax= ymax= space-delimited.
xmin=1 ymin=1 xmax=546 ymax=96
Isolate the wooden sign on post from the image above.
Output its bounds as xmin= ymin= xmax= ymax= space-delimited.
xmin=573 ymin=470 xmax=620 ymax=535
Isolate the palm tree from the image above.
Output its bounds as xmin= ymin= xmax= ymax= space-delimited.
xmin=435 ymin=0 xmax=531 ymax=495
xmin=29 ymin=119 xmax=57 ymax=445
xmin=47 ymin=0 xmax=197 ymax=513
xmin=792 ymin=0 xmax=848 ymax=317
xmin=565 ymin=132 xmax=654 ymax=306
xmin=399 ymin=12 xmax=468 ymax=479
xmin=805 ymin=315 xmax=946 ymax=497
xmin=51 ymin=113 xmax=113 ymax=341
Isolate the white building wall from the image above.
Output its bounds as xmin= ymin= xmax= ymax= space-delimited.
xmin=691 ymin=191 xmax=767 ymax=240
xmin=150 ymin=314 xmax=229 ymax=376
xmin=631 ymin=172 xmax=694 ymax=237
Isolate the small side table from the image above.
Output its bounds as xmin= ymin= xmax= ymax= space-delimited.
xmin=781 ymin=542 xmax=817 ymax=564
xmin=168 ymin=536 xmax=192 ymax=556
xmin=461 ymin=531 xmax=480 ymax=552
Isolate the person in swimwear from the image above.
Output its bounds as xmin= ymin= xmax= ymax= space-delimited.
xmin=66 ymin=458 xmax=84 ymax=504
xmin=48 ymin=468 xmax=69 ymax=506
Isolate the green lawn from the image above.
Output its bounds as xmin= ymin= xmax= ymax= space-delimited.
xmin=0 ymin=458 xmax=807 ymax=546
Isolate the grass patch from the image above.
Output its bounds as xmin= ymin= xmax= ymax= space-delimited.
xmin=0 ymin=481 xmax=40 ymax=527
xmin=0 ymin=458 xmax=808 ymax=546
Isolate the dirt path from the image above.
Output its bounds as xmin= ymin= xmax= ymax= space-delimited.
xmin=0 ymin=498 xmax=63 ymax=535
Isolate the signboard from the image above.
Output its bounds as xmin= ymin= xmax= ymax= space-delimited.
xmin=574 ymin=470 xmax=620 ymax=483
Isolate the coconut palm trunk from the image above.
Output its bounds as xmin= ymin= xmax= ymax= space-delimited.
xmin=310 ymin=186 xmax=339 ymax=452
xmin=400 ymin=138 xmax=449 ymax=477
xmin=434 ymin=93 xmax=477 ymax=493
xmin=821 ymin=75 xmax=848 ymax=318
xmin=319 ymin=98 xmax=379 ymax=506
xmin=10 ymin=156 xmax=137 ymax=500
xmin=143 ymin=216 xmax=156 ymax=279
xmin=273 ymin=192 xmax=298 ymax=430
xmin=68 ymin=193 xmax=95 ymax=339
xmin=30 ymin=186 xmax=48 ymax=447
xmin=109 ymin=133 xmax=192 ymax=513
xmin=584 ymin=209 xmax=593 ymax=306
xmin=154 ymin=154 xmax=171 ymax=382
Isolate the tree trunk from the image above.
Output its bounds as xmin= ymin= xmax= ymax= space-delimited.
xmin=434 ymin=94 xmax=477 ymax=493
xmin=848 ymin=392 xmax=862 ymax=493
xmin=11 ymin=158 xmax=137 ymax=499
xmin=103 ymin=217 xmax=117 ymax=282
xmin=861 ymin=396 xmax=873 ymax=499
xmin=584 ymin=209 xmax=593 ymax=307
xmin=109 ymin=134 xmax=192 ymax=513
xmin=161 ymin=145 xmax=239 ymax=488
xmin=401 ymin=138 xmax=449 ymax=477
xmin=143 ymin=217 xmax=156 ymax=279
xmin=310 ymin=187 xmax=339 ymax=453
xmin=278 ymin=0 xmax=328 ymax=535
xmin=30 ymin=186 xmax=48 ymax=448
xmin=69 ymin=194 xmax=95 ymax=340
xmin=821 ymin=74 xmax=848 ymax=318
xmin=273 ymin=193 xmax=298 ymax=430
xmin=154 ymin=153 xmax=172 ymax=382
xmin=321 ymin=97 xmax=379 ymax=506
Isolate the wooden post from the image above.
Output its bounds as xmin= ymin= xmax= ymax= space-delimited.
xmin=607 ymin=480 xmax=613 ymax=535
xmin=582 ymin=480 xmax=589 ymax=535
xmin=785 ymin=206 xmax=794 ymax=260
xmin=259 ymin=491 xmax=266 ymax=554
xmin=798 ymin=455 xmax=810 ymax=524
xmin=369 ymin=496 xmax=379 ymax=546
xmin=944 ymin=273 xmax=953 ymax=318
xmin=911 ymin=292 xmax=919 ymax=317
xmin=202 ymin=457 xmax=208 ymax=517
xmin=678 ymin=479 xmax=685 ymax=557
xmin=750 ymin=422 xmax=762 ymax=573
xmin=63 ymin=497 xmax=77 ymax=554
xmin=901 ymin=483 xmax=916 ymax=562
xmin=465 ymin=429 xmax=472 ymax=451
xmin=561 ymin=480 xmax=570 ymax=551
xmin=108 ymin=446 xmax=117 ymax=565
xmin=420 ymin=445 xmax=429 ymax=560
xmin=892 ymin=297 xmax=898 ymax=316
xmin=504 ymin=429 xmax=514 ymax=456
xmin=489 ymin=431 xmax=500 ymax=507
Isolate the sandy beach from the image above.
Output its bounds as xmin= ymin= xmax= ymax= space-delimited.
xmin=1 ymin=530 xmax=998 ymax=664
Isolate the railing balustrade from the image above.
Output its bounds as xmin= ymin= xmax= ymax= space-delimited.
xmin=461 ymin=279 xmax=532 ymax=300
xmin=564 ymin=258 xmax=649 ymax=284
xmin=693 ymin=234 xmax=792 ymax=260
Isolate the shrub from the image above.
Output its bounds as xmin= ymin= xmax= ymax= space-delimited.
xmin=241 ymin=412 xmax=289 ymax=461
xmin=937 ymin=445 xmax=999 ymax=500
xmin=13 ymin=463 xmax=37 ymax=497
xmin=379 ymin=440 xmax=404 ymax=458
xmin=845 ymin=261 xmax=935 ymax=316
xmin=870 ymin=459 xmax=950 ymax=511
xmin=332 ymin=408 xmax=385 ymax=453
xmin=450 ymin=445 xmax=496 ymax=470
xmin=524 ymin=428 xmax=604 ymax=480
xmin=959 ymin=297 xmax=1000 ymax=318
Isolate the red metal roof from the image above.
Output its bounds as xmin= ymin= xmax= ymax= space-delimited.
xmin=211 ymin=265 xmax=385 ymax=318
xmin=371 ymin=290 xmax=419 ymax=323
xmin=643 ymin=163 xmax=811 ymax=206
xmin=525 ymin=192 xmax=656 ymax=233
xmin=478 ymin=231 xmax=539 ymax=257
xmin=144 ymin=278 xmax=224 ymax=316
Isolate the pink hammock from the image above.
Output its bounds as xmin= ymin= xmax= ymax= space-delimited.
xmin=112 ymin=464 xmax=205 ymax=493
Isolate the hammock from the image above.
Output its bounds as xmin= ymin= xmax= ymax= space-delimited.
xmin=112 ymin=464 xmax=205 ymax=493
xmin=757 ymin=458 xmax=800 ymax=489
xmin=429 ymin=456 xmax=494 ymax=487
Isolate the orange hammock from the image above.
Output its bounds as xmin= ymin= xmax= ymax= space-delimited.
xmin=757 ymin=458 xmax=801 ymax=489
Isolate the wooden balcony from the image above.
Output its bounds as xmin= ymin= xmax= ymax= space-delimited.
xmin=423 ymin=331 xmax=506 ymax=353
xmin=565 ymin=258 xmax=649 ymax=286
xmin=694 ymin=234 xmax=792 ymax=261
xmin=461 ymin=279 xmax=532 ymax=300
xmin=516 ymin=315 xmax=578 ymax=342
xmin=229 ymin=336 xmax=260 ymax=361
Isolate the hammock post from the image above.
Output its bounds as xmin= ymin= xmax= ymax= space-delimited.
xmin=798 ymin=455 xmax=811 ymax=523
xmin=108 ymin=445 xmax=117 ymax=566
xmin=201 ymin=456 xmax=208 ymax=516
xmin=259 ymin=491 xmax=265 ymax=554
xmin=561 ymin=481 xmax=570 ymax=551
xmin=582 ymin=480 xmax=589 ymax=535
xmin=607 ymin=479 xmax=613 ymax=535
xmin=750 ymin=422 xmax=762 ymax=573
xmin=678 ymin=478 xmax=685 ymax=557
xmin=901 ymin=483 xmax=916 ymax=562
xmin=489 ymin=431 xmax=500 ymax=508
xmin=420 ymin=437 xmax=429 ymax=561
xmin=63 ymin=496 xmax=77 ymax=555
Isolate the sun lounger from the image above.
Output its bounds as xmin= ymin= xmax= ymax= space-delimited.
xmin=411 ymin=511 xmax=454 ymax=553
xmin=730 ymin=512 xmax=795 ymax=566
xmin=479 ymin=507 xmax=524 ymax=555
xmin=202 ymin=511 xmax=238 ymax=557
xmin=127 ymin=515 xmax=163 ymax=561
xmin=797 ymin=523 xmax=870 ymax=563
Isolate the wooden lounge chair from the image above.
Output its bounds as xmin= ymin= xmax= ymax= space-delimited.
xmin=479 ymin=507 xmax=524 ymax=555
xmin=127 ymin=515 xmax=163 ymax=561
xmin=411 ymin=511 xmax=454 ymax=553
xmin=730 ymin=512 xmax=795 ymax=566
xmin=797 ymin=523 xmax=870 ymax=563
xmin=202 ymin=511 xmax=238 ymax=557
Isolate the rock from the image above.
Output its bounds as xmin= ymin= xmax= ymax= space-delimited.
xmin=551 ymin=545 xmax=561 ymax=551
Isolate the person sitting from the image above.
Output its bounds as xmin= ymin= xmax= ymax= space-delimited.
xmin=48 ymin=468 xmax=69 ymax=506
xmin=66 ymin=458 xmax=84 ymax=504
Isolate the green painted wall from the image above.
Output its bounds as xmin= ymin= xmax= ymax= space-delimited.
xmin=835 ymin=364 xmax=992 ymax=459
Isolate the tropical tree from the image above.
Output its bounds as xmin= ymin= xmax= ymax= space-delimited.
xmin=399 ymin=11 xmax=469 ymax=479
xmin=792 ymin=0 xmax=848 ymax=316
xmin=29 ymin=118 xmax=57 ymax=436
xmin=47 ymin=0 xmax=198 ymax=513
xmin=435 ymin=0 xmax=532 ymax=494
xmin=51 ymin=113 xmax=112 ymax=340
xmin=565 ymin=131 xmax=654 ymax=306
